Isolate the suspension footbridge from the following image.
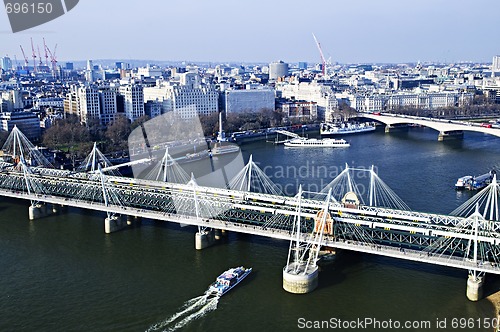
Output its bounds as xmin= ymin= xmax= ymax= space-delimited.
xmin=1 ymin=126 xmax=500 ymax=301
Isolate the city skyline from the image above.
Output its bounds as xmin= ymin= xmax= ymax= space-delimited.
xmin=1 ymin=0 xmax=500 ymax=65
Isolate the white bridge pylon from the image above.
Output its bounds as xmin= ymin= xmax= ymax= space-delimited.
xmin=285 ymin=186 xmax=333 ymax=276
xmin=315 ymin=163 xmax=410 ymax=210
xmin=2 ymin=125 xmax=53 ymax=168
xmin=1 ymin=126 xmax=53 ymax=209
xmin=449 ymin=174 xmax=500 ymax=285
xmin=228 ymin=155 xmax=283 ymax=195
xmin=452 ymin=174 xmax=500 ymax=222
xmin=78 ymin=142 xmax=121 ymax=176
xmin=143 ymin=148 xmax=190 ymax=184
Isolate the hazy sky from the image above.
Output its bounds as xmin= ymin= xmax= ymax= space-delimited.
xmin=1 ymin=0 xmax=499 ymax=64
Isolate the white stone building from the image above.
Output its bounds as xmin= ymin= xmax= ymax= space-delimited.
xmin=223 ymin=88 xmax=275 ymax=114
xmin=120 ymin=84 xmax=144 ymax=122
xmin=136 ymin=65 xmax=163 ymax=78
xmin=99 ymin=87 xmax=118 ymax=125
xmin=347 ymin=91 xmax=474 ymax=112
xmin=78 ymin=86 xmax=101 ymax=124
xmin=278 ymin=81 xmax=338 ymax=121
xmin=0 ymin=90 xmax=24 ymax=112
xmin=34 ymin=97 xmax=65 ymax=110
xmin=144 ymin=75 xmax=218 ymax=119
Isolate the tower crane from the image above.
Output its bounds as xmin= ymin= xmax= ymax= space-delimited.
xmin=19 ymin=45 xmax=29 ymax=68
xmin=30 ymin=37 xmax=37 ymax=73
xmin=43 ymin=38 xmax=49 ymax=66
xmin=312 ymin=33 xmax=327 ymax=76
xmin=46 ymin=44 xmax=58 ymax=73
xmin=37 ymin=45 xmax=43 ymax=68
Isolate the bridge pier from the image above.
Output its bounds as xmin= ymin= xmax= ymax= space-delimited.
xmin=105 ymin=215 xmax=125 ymax=234
xmin=283 ymin=263 xmax=319 ymax=294
xmin=195 ymin=229 xmax=216 ymax=250
xmin=438 ymin=130 xmax=464 ymax=141
xmin=384 ymin=124 xmax=409 ymax=133
xmin=466 ymin=274 xmax=484 ymax=302
xmin=28 ymin=203 xmax=48 ymax=220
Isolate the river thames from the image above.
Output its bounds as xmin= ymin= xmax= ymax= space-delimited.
xmin=1 ymin=127 xmax=500 ymax=331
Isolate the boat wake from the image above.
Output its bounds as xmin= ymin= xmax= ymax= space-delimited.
xmin=146 ymin=294 xmax=219 ymax=332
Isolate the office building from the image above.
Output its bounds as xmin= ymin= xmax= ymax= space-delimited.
xmin=144 ymin=75 xmax=218 ymax=119
xmin=120 ymin=84 xmax=144 ymax=122
xmin=0 ymin=57 xmax=12 ymax=71
xmin=99 ymin=87 xmax=118 ymax=125
xmin=0 ymin=112 xmax=41 ymax=142
xmin=223 ymin=87 xmax=275 ymax=114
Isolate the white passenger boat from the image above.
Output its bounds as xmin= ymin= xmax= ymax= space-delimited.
xmin=210 ymin=111 xmax=240 ymax=156
xmin=284 ymin=137 xmax=350 ymax=148
xmin=455 ymin=171 xmax=495 ymax=191
xmin=206 ymin=266 xmax=252 ymax=297
xmin=210 ymin=144 xmax=240 ymax=156
xmin=320 ymin=122 xmax=375 ymax=136
xmin=455 ymin=175 xmax=473 ymax=190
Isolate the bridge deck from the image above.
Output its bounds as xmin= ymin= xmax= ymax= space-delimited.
xmin=2 ymin=177 xmax=499 ymax=275
xmin=362 ymin=112 xmax=500 ymax=138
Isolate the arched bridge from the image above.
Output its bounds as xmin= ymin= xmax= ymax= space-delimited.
xmin=360 ymin=112 xmax=500 ymax=141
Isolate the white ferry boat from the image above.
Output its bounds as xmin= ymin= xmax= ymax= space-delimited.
xmin=455 ymin=170 xmax=495 ymax=190
xmin=284 ymin=137 xmax=350 ymax=148
xmin=210 ymin=111 xmax=240 ymax=156
xmin=210 ymin=144 xmax=240 ymax=156
xmin=455 ymin=175 xmax=473 ymax=190
xmin=320 ymin=122 xmax=375 ymax=137
xmin=206 ymin=266 xmax=252 ymax=297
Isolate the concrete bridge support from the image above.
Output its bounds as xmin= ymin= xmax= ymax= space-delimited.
xmin=438 ymin=130 xmax=464 ymax=141
xmin=283 ymin=263 xmax=319 ymax=294
xmin=105 ymin=215 xmax=125 ymax=234
xmin=466 ymin=274 xmax=484 ymax=302
xmin=195 ymin=229 xmax=216 ymax=250
xmin=28 ymin=203 xmax=48 ymax=220
xmin=385 ymin=124 xmax=409 ymax=133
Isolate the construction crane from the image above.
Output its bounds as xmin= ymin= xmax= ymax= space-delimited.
xmin=43 ymin=38 xmax=49 ymax=66
xmin=37 ymin=45 xmax=43 ymax=68
xmin=30 ymin=37 xmax=37 ymax=73
xmin=19 ymin=45 xmax=29 ymax=68
xmin=312 ymin=33 xmax=327 ymax=76
xmin=46 ymin=44 xmax=58 ymax=73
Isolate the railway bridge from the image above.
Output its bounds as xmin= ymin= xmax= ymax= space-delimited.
xmin=1 ymin=126 xmax=500 ymax=300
